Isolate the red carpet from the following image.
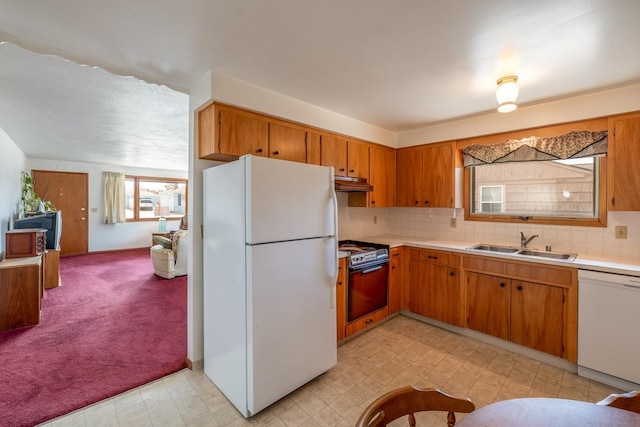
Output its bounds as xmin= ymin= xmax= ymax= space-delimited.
xmin=0 ymin=248 xmax=187 ymax=427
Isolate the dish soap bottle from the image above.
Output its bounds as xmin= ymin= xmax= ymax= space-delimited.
xmin=158 ymin=216 xmax=167 ymax=232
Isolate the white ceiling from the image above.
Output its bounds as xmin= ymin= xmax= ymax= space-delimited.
xmin=1 ymin=0 xmax=640 ymax=171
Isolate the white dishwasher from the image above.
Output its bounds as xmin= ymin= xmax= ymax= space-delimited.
xmin=578 ymin=269 xmax=640 ymax=389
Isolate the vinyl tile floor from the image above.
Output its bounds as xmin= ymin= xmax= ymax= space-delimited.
xmin=40 ymin=315 xmax=621 ymax=426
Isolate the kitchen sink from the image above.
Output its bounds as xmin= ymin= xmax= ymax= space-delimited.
xmin=515 ymin=249 xmax=577 ymax=261
xmin=468 ymin=244 xmax=520 ymax=253
xmin=468 ymin=243 xmax=577 ymax=262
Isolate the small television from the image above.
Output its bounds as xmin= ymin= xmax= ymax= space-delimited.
xmin=13 ymin=211 xmax=62 ymax=250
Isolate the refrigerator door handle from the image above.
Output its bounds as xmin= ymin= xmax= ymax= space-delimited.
xmin=329 ymin=236 xmax=338 ymax=309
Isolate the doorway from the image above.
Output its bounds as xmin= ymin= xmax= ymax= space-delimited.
xmin=32 ymin=170 xmax=88 ymax=256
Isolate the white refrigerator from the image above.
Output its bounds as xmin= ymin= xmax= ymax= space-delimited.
xmin=203 ymin=155 xmax=338 ymax=417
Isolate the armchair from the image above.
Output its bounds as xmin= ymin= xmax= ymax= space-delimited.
xmin=150 ymin=230 xmax=189 ymax=279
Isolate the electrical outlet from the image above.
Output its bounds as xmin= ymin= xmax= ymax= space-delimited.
xmin=91 ymin=207 xmax=97 ymax=213
xmin=373 ymin=215 xmax=377 ymax=224
xmin=615 ymin=225 xmax=628 ymax=239
xmin=450 ymin=217 xmax=457 ymax=228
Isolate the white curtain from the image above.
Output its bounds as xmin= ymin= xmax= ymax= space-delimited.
xmin=103 ymin=171 xmax=126 ymax=224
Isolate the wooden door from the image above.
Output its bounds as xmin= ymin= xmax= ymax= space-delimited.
xmin=387 ymin=248 xmax=402 ymax=315
xmin=396 ymin=148 xmax=423 ymax=207
xmin=511 ymin=280 xmax=564 ymax=357
xmin=268 ymin=122 xmax=307 ymax=163
xmin=346 ymin=140 xmax=370 ymax=179
xmin=369 ymin=146 xmax=396 ymax=207
xmin=609 ymin=115 xmax=640 ymax=210
xmin=320 ymin=135 xmax=347 ymax=175
xmin=32 ymin=170 xmax=88 ymax=256
xmin=423 ymin=143 xmax=454 ymax=207
xmin=467 ymin=272 xmax=510 ymax=340
xmin=218 ymin=107 xmax=268 ymax=157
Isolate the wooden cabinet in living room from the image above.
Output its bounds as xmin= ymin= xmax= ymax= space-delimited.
xmin=408 ymin=248 xmax=461 ymax=326
xmin=608 ymin=112 xmax=640 ymax=210
xmin=396 ymin=142 xmax=455 ymax=207
xmin=336 ymin=257 xmax=347 ymax=341
xmin=198 ymin=103 xmax=269 ymax=161
xmin=464 ymin=255 xmax=576 ymax=361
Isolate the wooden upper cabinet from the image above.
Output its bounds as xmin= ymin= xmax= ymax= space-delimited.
xmin=608 ymin=113 xmax=640 ymax=210
xmin=369 ymin=146 xmax=396 ymax=207
xmin=306 ymin=132 xmax=321 ymax=165
xmin=268 ymin=122 xmax=307 ymax=163
xmin=321 ymin=134 xmax=347 ymax=174
xmin=198 ymin=103 xmax=268 ymax=160
xmin=396 ymin=142 xmax=454 ymax=207
xmin=346 ymin=140 xmax=370 ymax=179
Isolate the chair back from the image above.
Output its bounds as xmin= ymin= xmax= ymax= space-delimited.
xmin=356 ymin=386 xmax=475 ymax=427
xmin=597 ymin=391 xmax=640 ymax=414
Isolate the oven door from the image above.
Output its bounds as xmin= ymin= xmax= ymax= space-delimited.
xmin=347 ymin=262 xmax=389 ymax=322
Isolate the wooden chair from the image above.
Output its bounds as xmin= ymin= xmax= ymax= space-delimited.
xmin=596 ymin=391 xmax=640 ymax=414
xmin=356 ymin=386 xmax=475 ymax=427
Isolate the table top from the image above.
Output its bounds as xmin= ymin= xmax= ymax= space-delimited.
xmin=457 ymin=398 xmax=640 ymax=427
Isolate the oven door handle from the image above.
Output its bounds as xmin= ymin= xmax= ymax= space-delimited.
xmin=360 ymin=265 xmax=383 ymax=274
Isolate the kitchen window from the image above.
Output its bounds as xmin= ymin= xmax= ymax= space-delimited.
xmin=125 ymin=176 xmax=187 ymax=221
xmin=462 ymin=130 xmax=608 ymax=227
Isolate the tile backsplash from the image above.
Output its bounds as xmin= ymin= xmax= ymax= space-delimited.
xmin=338 ymin=192 xmax=640 ymax=263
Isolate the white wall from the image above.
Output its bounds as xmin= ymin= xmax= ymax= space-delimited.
xmin=0 ymin=128 xmax=28 ymax=257
xmin=27 ymin=158 xmax=187 ymax=252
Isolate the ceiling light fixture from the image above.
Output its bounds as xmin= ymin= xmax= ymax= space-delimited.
xmin=496 ymin=75 xmax=519 ymax=113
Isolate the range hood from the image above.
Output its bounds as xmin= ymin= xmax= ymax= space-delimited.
xmin=334 ymin=176 xmax=373 ymax=192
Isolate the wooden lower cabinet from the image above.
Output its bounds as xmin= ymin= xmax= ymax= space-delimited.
xmin=336 ymin=258 xmax=347 ymax=341
xmin=464 ymin=256 xmax=576 ymax=361
xmin=388 ymin=247 xmax=402 ymax=315
xmin=408 ymin=248 xmax=462 ymax=326
xmin=345 ymin=307 xmax=388 ymax=337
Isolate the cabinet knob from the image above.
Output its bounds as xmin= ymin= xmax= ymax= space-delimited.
xmin=516 ymin=285 xmax=523 ymax=291
xmin=256 ymin=148 xmax=263 ymax=153
xmin=449 ymin=271 xmax=455 ymax=276
xmin=339 ymin=168 xmax=345 ymax=172
xmin=428 ymin=255 xmax=438 ymax=260
xmin=272 ymin=150 xmax=279 ymax=155
xmin=500 ymin=282 xmax=506 ymax=288
xmin=371 ymin=200 xmax=376 ymax=204
xmin=414 ymin=200 xmax=419 ymax=204
xmin=392 ymin=266 xmax=396 ymax=270
xmin=349 ymin=169 xmax=355 ymax=173
xmin=338 ymin=281 xmax=343 ymax=286
xmin=424 ymin=200 xmax=429 ymax=204
xmin=365 ymin=319 xmax=373 ymax=324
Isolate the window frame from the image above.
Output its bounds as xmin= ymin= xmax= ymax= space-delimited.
xmin=125 ymin=175 xmax=188 ymax=222
xmin=463 ymin=157 xmax=607 ymax=227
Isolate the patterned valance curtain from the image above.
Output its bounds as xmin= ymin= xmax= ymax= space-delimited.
xmin=462 ymin=130 xmax=608 ymax=167
xmin=103 ymin=171 xmax=126 ymax=224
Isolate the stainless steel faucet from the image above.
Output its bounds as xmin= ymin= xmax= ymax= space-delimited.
xmin=520 ymin=232 xmax=539 ymax=248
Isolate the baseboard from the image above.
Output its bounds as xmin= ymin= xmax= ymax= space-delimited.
xmin=577 ymin=366 xmax=640 ymax=391
xmin=186 ymin=357 xmax=203 ymax=370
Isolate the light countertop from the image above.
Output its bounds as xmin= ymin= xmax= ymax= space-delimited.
xmin=353 ymin=234 xmax=640 ymax=277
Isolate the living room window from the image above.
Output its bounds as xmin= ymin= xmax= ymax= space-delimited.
xmin=125 ymin=176 xmax=187 ymax=221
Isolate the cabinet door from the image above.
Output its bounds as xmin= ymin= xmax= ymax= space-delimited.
xmin=321 ymin=135 xmax=347 ymax=175
xmin=369 ymin=146 xmax=396 ymax=207
xmin=336 ymin=258 xmax=347 ymax=341
xmin=511 ymin=280 xmax=564 ymax=357
xmin=609 ymin=115 xmax=640 ymax=210
xmin=435 ymin=267 xmax=461 ymax=326
xmin=346 ymin=140 xmax=370 ymax=179
xmin=268 ymin=122 xmax=307 ymax=163
xmin=219 ymin=108 xmax=268 ymax=157
xmin=388 ymin=248 xmax=402 ymax=315
xmin=306 ymin=131 xmax=321 ymax=165
xmin=408 ymin=251 xmax=431 ymax=317
xmin=467 ymin=272 xmax=510 ymax=340
xmin=423 ymin=143 xmax=454 ymax=207
xmin=396 ymin=148 xmax=424 ymax=207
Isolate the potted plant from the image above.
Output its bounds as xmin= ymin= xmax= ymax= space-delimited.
xmin=21 ymin=171 xmax=56 ymax=216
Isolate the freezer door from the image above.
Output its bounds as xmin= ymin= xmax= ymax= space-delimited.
xmin=246 ymin=237 xmax=337 ymax=416
xmin=245 ymin=155 xmax=336 ymax=244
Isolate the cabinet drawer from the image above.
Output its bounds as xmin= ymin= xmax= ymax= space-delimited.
xmin=345 ymin=306 xmax=388 ymax=337
xmin=463 ymin=255 xmax=574 ymax=287
xmin=412 ymin=248 xmax=460 ymax=267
